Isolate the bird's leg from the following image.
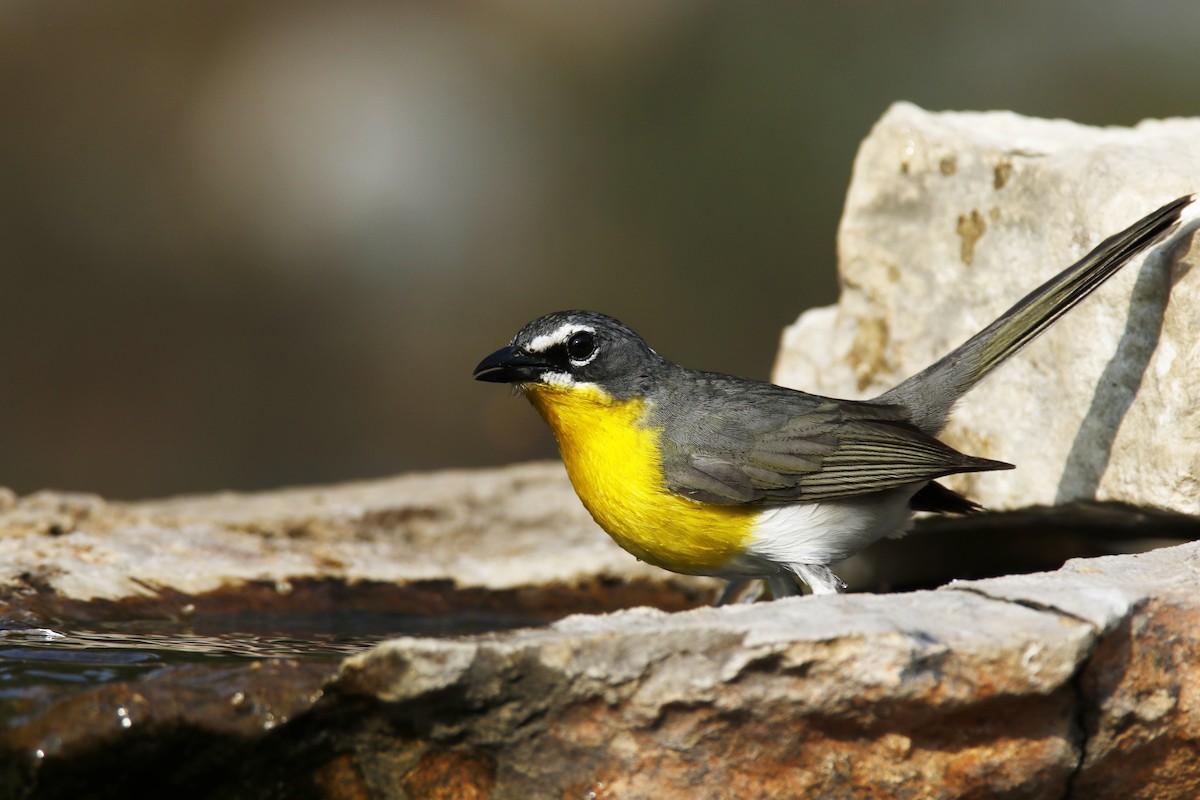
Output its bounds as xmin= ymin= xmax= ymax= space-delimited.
xmin=767 ymin=575 xmax=802 ymax=600
xmin=714 ymin=579 xmax=764 ymax=605
xmin=718 ymin=568 xmax=846 ymax=604
xmin=791 ymin=564 xmax=847 ymax=595
xmin=714 ymin=580 xmax=743 ymax=606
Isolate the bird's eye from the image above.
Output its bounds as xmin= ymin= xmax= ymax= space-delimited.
xmin=567 ymin=331 xmax=596 ymax=362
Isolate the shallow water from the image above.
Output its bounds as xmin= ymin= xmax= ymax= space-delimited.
xmin=0 ymin=609 xmax=551 ymax=727
xmin=0 ymin=575 xmax=713 ymax=740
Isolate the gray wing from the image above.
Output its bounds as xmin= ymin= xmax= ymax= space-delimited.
xmin=655 ymin=374 xmax=1012 ymax=505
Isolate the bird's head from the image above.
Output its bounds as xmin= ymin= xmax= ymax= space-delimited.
xmin=473 ymin=311 xmax=666 ymax=401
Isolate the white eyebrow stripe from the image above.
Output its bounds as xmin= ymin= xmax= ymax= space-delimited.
xmin=528 ymin=323 xmax=595 ymax=353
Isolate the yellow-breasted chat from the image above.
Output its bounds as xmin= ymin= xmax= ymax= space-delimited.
xmin=474 ymin=196 xmax=1192 ymax=600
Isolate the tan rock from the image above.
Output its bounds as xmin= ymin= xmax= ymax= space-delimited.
xmin=774 ymin=102 xmax=1200 ymax=516
xmin=0 ymin=462 xmax=717 ymax=604
xmin=334 ymin=587 xmax=1095 ymax=799
xmin=1 ymin=461 xmax=1198 ymax=798
xmin=951 ymin=544 xmax=1200 ymax=800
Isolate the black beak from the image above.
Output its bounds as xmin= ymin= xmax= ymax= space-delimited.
xmin=473 ymin=345 xmax=550 ymax=383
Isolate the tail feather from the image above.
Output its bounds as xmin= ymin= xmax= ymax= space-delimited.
xmin=876 ymin=195 xmax=1193 ymax=434
xmin=909 ymin=480 xmax=982 ymax=515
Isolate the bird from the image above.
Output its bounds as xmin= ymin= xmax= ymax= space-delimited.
xmin=474 ymin=196 xmax=1192 ymax=600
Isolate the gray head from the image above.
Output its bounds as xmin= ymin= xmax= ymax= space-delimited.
xmin=473 ymin=311 xmax=667 ymax=399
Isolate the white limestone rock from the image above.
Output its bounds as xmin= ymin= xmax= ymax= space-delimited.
xmin=0 ymin=462 xmax=716 ymax=602
xmin=774 ymin=102 xmax=1200 ymax=515
xmin=337 ymin=586 xmax=1095 ymax=798
xmin=947 ymin=540 xmax=1200 ymax=633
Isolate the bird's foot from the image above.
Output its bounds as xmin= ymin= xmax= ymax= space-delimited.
xmin=792 ymin=564 xmax=847 ymax=595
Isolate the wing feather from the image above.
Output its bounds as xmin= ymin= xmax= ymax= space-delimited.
xmin=657 ymin=376 xmax=1011 ymax=505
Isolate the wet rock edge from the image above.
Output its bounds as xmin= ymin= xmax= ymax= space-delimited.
xmin=0 ymin=542 xmax=1195 ymax=799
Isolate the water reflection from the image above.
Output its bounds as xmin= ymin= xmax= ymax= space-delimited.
xmin=0 ymin=609 xmax=549 ymax=725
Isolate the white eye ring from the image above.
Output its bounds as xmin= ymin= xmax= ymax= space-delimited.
xmin=566 ymin=331 xmax=598 ymax=366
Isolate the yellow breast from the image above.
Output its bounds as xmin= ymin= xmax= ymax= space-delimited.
xmin=524 ymin=383 xmax=756 ymax=575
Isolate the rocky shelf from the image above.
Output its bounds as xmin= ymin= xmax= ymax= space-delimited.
xmin=0 ymin=468 xmax=1197 ymax=800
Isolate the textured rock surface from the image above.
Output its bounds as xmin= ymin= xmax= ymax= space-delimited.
xmin=6 ymin=541 xmax=1200 ymax=798
xmin=328 ymin=588 xmax=1092 ymax=800
xmin=774 ymin=102 xmax=1200 ymax=515
xmin=0 ymin=462 xmax=715 ymax=606
xmin=298 ymin=542 xmax=1196 ymax=799
xmin=2 ymin=467 xmax=1197 ymax=797
xmin=0 ymin=464 xmax=714 ymax=799
xmin=954 ymin=545 xmax=1200 ymax=800
xmin=269 ymin=541 xmax=1196 ymax=800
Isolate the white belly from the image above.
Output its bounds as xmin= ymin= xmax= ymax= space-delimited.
xmin=740 ymin=484 xmax=921 ymax=570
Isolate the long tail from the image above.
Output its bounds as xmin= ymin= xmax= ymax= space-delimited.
xmin=876 ymin=195 xmax=1193 ymax=434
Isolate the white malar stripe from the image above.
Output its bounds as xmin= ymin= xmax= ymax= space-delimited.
xmin=535 ymin=372 xmax=604 ymax=393
xmin=528 ymin=323 xmax=595 ymax=354
xmin=539 ymin=371 xmax=577 ymax=387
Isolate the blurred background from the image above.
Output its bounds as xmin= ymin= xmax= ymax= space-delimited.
xmin=2 ymin=1 xmax=1199 ymax=500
